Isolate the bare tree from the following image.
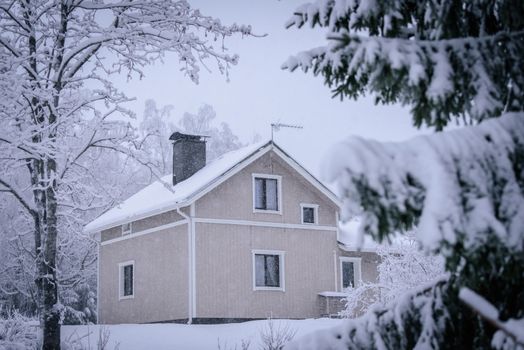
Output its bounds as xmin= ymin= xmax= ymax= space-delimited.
xmin=0 ymin=1 xmax=252 ymax=349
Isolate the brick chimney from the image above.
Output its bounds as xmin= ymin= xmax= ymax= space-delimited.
xmin=169 ymin=132 xmax=206 ymax=185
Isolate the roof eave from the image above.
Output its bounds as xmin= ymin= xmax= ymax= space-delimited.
xmin=83 ymin=200 xmax=190 ymax=235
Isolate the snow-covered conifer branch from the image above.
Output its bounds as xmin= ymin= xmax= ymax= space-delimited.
xmin=323 ymin=112 xmax=524 ymax=257
xmin=284 ymin=0 xmax=524 ymax=130
xmin=460 ymin=287 xmax=524 ymax=347
xmin=286 ymin=277 xmax=451 ymax=350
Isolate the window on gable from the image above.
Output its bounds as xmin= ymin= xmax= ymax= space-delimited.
xmin=119 ymin=261 xmax=134 ymax=299
xmin=122 ymin=222 xmax=131 ymax=236
xmin=253 ymin=175 xmax=280 ymax=212
xmin=253 ymin=251 xmax=284 ymax=290
xmin=340 ymin=257 xmax=361 ymax=289
xmin=301 ymin=204 xmax=318 ymax=224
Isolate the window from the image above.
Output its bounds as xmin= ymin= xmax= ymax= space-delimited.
xmin=252 ymin=250 xmax=285 ymax=291
xmin=253 ymin=174 xmax=281 ymax=213
xmin=300 ymin=203 xmax=318 ymax=224
xmin=122 ymin=222 xmax=132 ymax=236
xmin=118 ymin=261 xmax=134 ymax=299
xmin=340 ymin=257 xmax=361 ymax=289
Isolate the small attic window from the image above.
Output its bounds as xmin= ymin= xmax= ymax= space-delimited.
xmin=122 ymin=222 xmax=132 ymax=236
xmin=301 ymin=203 xmax=318 ymax=224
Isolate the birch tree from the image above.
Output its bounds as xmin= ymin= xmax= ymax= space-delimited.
xmin=0 ymin=1 xmax=251 ymax=349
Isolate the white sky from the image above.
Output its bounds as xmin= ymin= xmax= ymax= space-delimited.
xmin=113 ymin=0 xmax=430 ymax=174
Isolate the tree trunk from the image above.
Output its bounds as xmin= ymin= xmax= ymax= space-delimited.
xmin=31 ymin=154 xmax=61 ymax=350
xmin=41 ymin=157 xmax=60 ymax=350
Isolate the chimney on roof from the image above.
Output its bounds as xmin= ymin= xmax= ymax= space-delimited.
xmin=169 ymin=132 xmax=207 ymax=186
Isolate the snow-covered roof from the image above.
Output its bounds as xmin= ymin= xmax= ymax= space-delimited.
xmin=85 ymin=140 xmax=339 ymax=234
xmin=338 ymin=217 xmax=406 ymax=252
xmin=85 ymin=141 xmax=270 ymax=233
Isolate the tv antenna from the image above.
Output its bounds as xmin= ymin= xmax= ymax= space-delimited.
xmin=271 ymin=122 xmax=303 ymax=141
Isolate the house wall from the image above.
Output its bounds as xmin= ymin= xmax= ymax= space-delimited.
xmin=328 ymin=250 xmax=381 ymax=317
xmin=195 ymin=151 xmax=338 ymax=226
xmin=100 ymin=209 xmax=185 ymax=242
xmin=192 ymin=150 xmax=340 ymax=319
xmin=98 ymin=224 xmax=188 ymax=324
xmin=195 ymin=223 xmax=337 ymax=319
xmin=336 ymin=250 xmax=380 ymax=290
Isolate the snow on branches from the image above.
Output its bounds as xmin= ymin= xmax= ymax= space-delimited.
xmin=287 ymin=277 xmax=451 ymax=350
xmin=282 ymin=0 xmax=524 ymax=130
xmin=289 ymin=112 xmax=524 ymax=350
xmin=460 ymin=287 xmax=524 ymax=349
xmin=323 ymin=112 xmax=524 ymax=260
xmin=341 ymin=232 xmax=446 ymax=318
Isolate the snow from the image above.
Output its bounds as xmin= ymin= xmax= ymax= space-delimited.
xmin=338 ymin=217 xmax=409 ymax=252
xmin=61 ymin=318 xmax=342 ymax=350
xmin=322 ymin=112 xmax=524 ymax=256
xmin=84 ymin=141 xmax=269 ymax=233
xmin=459 ymin=287 xmax=499 ymax=320
xmin=460 ymin=287 xmax=524 ymax=348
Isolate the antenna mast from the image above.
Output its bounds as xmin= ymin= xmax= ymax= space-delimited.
xmin=271 ymin=122 xmax=303 ymax=141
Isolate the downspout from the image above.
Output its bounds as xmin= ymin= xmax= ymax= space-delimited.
xmin=190 ymin=203 xmax=196 ymax=319
xmin=333 ymin=250 xmax=338 ymax=292
xmin=334 ymin=210 xmax=340 ymax=292
xmin=177 ymin=206 xmax=194 ymax=324
xmin=96 ymin=232 xmax=101 ymax=323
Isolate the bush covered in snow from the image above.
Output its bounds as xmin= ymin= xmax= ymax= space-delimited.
xmin=341 ymin=231 xmax=446 ymax=318
xmin=0 ymin=310 xmax=39 ymax=350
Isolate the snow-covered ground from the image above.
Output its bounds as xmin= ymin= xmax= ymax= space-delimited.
xmin=61 ymin=318 xmax=343 ymax=350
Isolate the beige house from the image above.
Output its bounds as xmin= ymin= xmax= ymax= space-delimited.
xmin=85 ymin=134 xmax=379 ymax=324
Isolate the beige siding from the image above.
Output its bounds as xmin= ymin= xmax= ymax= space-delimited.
xmin=195 ymin=151 xmax=338 ymax=226
xmin=101 ymin=226 xmax=121 ymax=242
xmin=100 ymin=210 xmax=185 ymax=242
xmin=99 ymin=225 xmax=188 ymax=324
xmin=195 ymin=223 xmax=337 ymax=319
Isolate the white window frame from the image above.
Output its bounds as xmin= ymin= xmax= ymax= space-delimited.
xmin=339 ymin=257 xmax=362 ymax=290
xmin=300 ymin=203 xmax=319 ymax=225
xmin=252 ymin=174 xmax=282 ymax=215
xmin=121 ymin=222 xmax=132 ymax=236
xmin=252 ymin=249 xmax=285 ymax=292
xmin=118 ymin=260 xmax=135 ymax=300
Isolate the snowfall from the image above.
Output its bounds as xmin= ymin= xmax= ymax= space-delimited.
xmin=61 ymin=318 xmax=342 ymax=350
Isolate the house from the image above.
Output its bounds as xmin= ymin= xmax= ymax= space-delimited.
xmin=85 ymin=133 xmax=379 ymax=324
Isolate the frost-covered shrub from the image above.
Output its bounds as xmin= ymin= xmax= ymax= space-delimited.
xmin=0 ymin=310 xmax=39 ymax=350
xmin=61 ymin=284 xmax=97 ymax=325
xmin=62 ymin=326 xmax=119 ymax=350
xmin=259 ymin=319 xmax=297 ymax=350
xmin=341 ymin=233 xmax=446 ymax=318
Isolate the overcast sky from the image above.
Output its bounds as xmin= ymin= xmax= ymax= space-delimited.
xmin=113 ymin=0 xmax=430 ymax=174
